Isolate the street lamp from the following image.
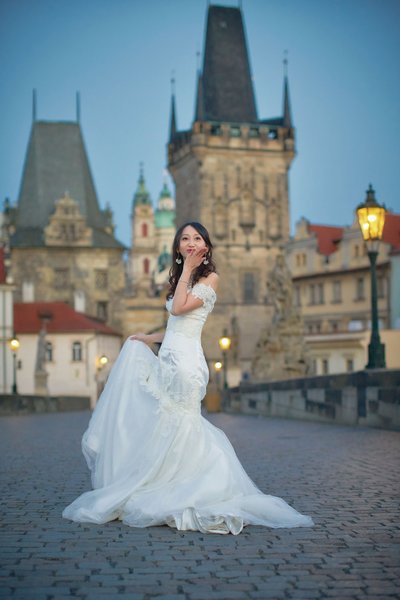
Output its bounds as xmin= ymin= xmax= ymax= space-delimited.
xmin=356 ymin=184 xmax=386 ymax=369
xmin=9 ymin=335 xmax=20 ymax=394
xmin=218 ymin=330 xmax=231 ymax=389
xmin=98 ymin=354 xmax=109 ymax=369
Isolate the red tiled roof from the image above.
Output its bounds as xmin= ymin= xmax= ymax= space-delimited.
xmin=307 ymin=224 xmax=344 ymax=256
xmin=14 ymin=302 xmax=121 ymax=336
xmin=382 ymin=212 xmax=400 ymax=250
xmin=0 ymin=247 xmax=6 ymax=284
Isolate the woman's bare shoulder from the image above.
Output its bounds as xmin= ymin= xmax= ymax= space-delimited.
xmin=198 ymin=272 xmax=219 ymax=291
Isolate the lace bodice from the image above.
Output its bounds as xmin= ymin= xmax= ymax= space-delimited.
xmin=165 ymin=283 xmax=217 ymax=339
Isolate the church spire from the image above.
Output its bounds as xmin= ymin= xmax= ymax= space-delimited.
xmin=133 ymin=163 xmax=152 ymax=207
xmin=169 ymin=76 xmax=177 ymax=142
xmin=282 ymin=53 xmax=293 ymax=128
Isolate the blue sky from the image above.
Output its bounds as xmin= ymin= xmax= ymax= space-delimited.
xmin=1 ymin=0 xmax=399 ymax=246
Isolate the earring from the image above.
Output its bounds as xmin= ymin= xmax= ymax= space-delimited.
xmin=176 ymin=254 xmax=182 ymax=264
xmin=203 ymin=256 xmax=209 ymax=265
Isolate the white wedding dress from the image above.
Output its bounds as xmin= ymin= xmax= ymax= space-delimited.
xmin=63 ymin=283 xmax=313 ymax=534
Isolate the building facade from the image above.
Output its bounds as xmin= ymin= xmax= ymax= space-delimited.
xmin=287 ymin=210 xmax=400 ymax=374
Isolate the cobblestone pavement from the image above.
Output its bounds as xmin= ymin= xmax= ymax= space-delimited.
xmin=0 ymin=411 xmax=399 ymax=600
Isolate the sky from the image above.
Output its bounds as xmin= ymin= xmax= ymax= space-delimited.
xmin=0 ymin=0 xmax=399 ymax=247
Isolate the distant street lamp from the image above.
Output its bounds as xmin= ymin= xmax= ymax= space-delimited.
xmin=214 ymin=361 xmax=223 ymax=390
xmin=9 ymin=335 xmax=20 ymax=394
xmin=218 ymin=330 xmax=231 ymax=389
xmin=98 ymin=354 xmax=109 ymax=369
xmin=356 ymin=184 xmax=386 ymax=368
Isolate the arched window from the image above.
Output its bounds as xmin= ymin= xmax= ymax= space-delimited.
xmin=142 ymin=223 xmax=148 ymax=237
xmin=72 ymin=341 xmax=82 ymax=362
xmin=45 ymin=342 xmax=53 ymax=362
xmin=143 ymin=258 xmax=150 ymax=275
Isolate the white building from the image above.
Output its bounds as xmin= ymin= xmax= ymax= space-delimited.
xmin=14 ymin=301 xmax=122 ymax=407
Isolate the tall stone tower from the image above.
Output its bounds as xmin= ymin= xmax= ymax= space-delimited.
xmin=168 ymin=5 xmax=295 ymax=380
xmin=9 ymin=112 xmax=126 ymax=330
xmin=129 ymin=166 xmax=158 ymax=294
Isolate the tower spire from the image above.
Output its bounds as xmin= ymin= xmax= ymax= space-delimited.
xmin=169 ymin=74 xmax=177 ymax=141
xmin=282 ymin=51 xmax=293 ymax=128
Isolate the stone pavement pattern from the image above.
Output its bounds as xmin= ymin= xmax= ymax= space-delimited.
xmin=0 ymin=411 xmax=399 ymax=600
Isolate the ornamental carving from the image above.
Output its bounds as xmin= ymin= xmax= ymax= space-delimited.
xmin=44 ymin=193 xmax=92 ymax=246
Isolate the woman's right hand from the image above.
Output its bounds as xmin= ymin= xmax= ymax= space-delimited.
xmin=129 ymin=332 xmax=149 ymax=343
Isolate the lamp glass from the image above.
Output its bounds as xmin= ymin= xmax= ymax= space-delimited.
xmin=99 ymin=355 xmax=108 ymax=367
xmin=218 ymin=336 xmax=231 ymax=351
xmin=357 ymin=205 xmax=385 ymax=242
xmin=214 ymin=361 xmax=223 ymax=371
xmin=9 ymin=338 xmax=20 ymax=352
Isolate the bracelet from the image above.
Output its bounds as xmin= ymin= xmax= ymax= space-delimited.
xmin=178 ymin=279 xmax=189 ymax=284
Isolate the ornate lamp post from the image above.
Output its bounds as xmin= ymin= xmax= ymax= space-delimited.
xmin=218 ymin=330 xmax=231 ymax=389
xmin=356 ymin=184 xmax=386 ymax=369
xmin=9 ymin=336 xmax=20 ymax=394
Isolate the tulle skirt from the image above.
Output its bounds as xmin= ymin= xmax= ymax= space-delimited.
xmin=63 ymin=339 xmax=313 ymax=534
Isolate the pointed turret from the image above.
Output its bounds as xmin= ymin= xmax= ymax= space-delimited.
xmin=133 ymin=164 xmax=152 ymax=207
xmin=282 ymin=57 xmax=293 ymax=128
xmin=169 ymin=78 xmax=177 ymax=142
xmin=202 ymin=5 xmax=257 ymax=122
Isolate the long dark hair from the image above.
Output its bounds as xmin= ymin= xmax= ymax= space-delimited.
xmin=167 ymin=222 xmax=217 ymax=299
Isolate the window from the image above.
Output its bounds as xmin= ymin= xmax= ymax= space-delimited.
xmin=54 ymin=268 xmax=69 ymax=289
xmin=322 ymin=359 xmax=329 ymax=375
xmin=142 ymin=223 xmax=148 ymax=237
xmin=309 ymin=283 xmax=324 ymax=304
xmin=296 ymin=253 xmax=307 ymax=267
xmin=332 ymin=280 xmax=342 ymax=303
xmin=45 ymin=342 xmax=53 ymax=362
xmin=72 ymin=341 xmax=82 ymax=362
xmin=97 ymin=301 xmax=108 ymax=321
xmin=346 ymin=358 xmax=354 ymax=372
xmin=249 ymin=126 xmax=259 ymax=138
xmin=355 ymin=277 xmax=365 ymax=300
xmin=230 ymin=125 xmax=241 ymax=137
xmin=330 ymin=321 xmax=339 ymax=333
xmin=317 ymin=283 xmax=324 ymax=304
xmin=243 ymin=272 xmax=256 ymax=304
xmin=95 ymin=269 xmax=108 ymax=290
xmin=210 ymin=124 xmax=221 ymax=136
xmin=354 ymin=244 xmax=360 ymax=258
xmin=267 ymin=128 xmax=278 ymax=139
xmin=231 ymin=229 xmax=236 ymax=242
xmin=143 ymin=258 xmax=150 ymax=275
xmin=258 ymin=230 xmax=263 ymax=242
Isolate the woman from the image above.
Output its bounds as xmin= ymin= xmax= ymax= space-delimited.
xmin=63 ymin=222 xmax=313 ymax=534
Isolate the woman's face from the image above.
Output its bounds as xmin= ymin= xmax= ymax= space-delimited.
xmin=178 ymin=225 xmax=208 ymax=259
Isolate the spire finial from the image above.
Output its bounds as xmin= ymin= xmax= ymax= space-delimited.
xmin=171 ymin=71 xmax=176 ymax=95
xmin=196 ymin=49 xmax=201 ymax=71
xmin=283 ymin=50 xmax=288 ymax=77
xmin=139 ymin=161 xmax=144 ymax=180
xmin=32 ymin=89 xmax=37 ymax=122
xmin=76 ymin=91 xmax=81 ymax=123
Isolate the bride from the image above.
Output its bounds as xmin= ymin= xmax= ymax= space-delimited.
xmin=63 ymin=222 xmax=313 ymax=534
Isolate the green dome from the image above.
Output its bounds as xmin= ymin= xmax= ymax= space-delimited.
xmin=155 ymin=209 xmax=175 ymax=229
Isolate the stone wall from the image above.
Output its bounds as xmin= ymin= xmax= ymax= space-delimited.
xmin=0 ymin=394 xmax=90 ymax=416
xmin=223 ymin=370 xmax=400 ymax=430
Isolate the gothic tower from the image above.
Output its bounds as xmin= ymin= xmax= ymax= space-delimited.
xmin=168 ymin=5 xmax=295 ymax=380
xmin=9 ymin=108 xmax=126 ymax=330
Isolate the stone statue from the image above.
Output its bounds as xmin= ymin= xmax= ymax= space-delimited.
xmin=251 ymin=253 xmax=309 ymax=381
